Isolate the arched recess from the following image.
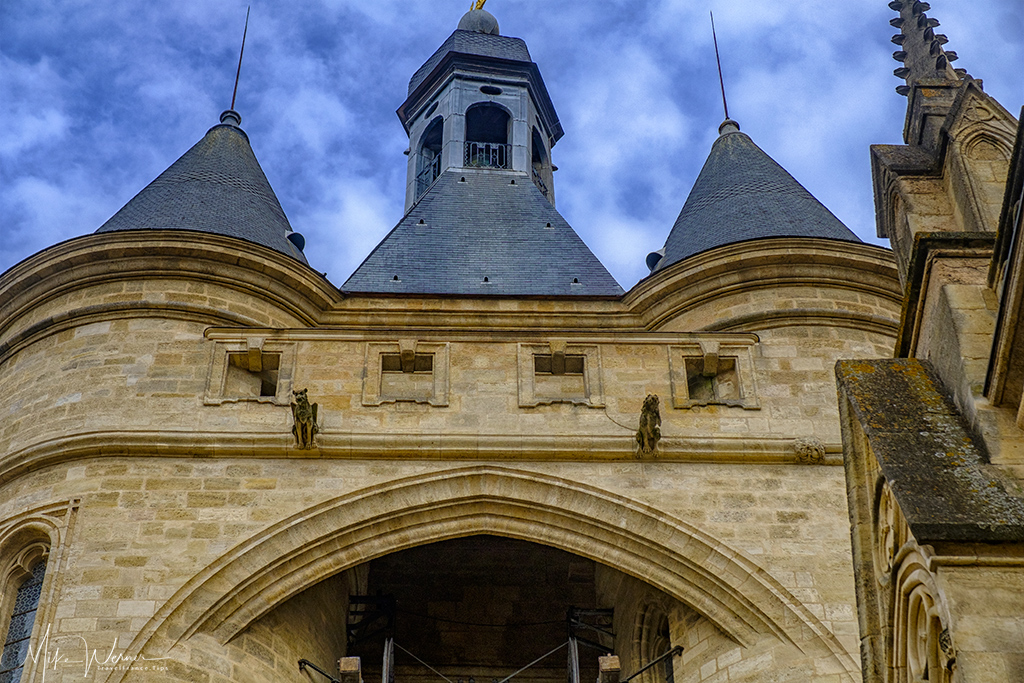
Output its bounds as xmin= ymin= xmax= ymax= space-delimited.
xmin=416 ymin=116 xmax=444 ymax=198
xmin=0 ymin=501 xmax=77 ymax=683
xmin=960 ymin=129 xmax=1012 ymax=163
xmin=107 ymin=467 xmax=858 ymax=681
xmin=892 ymin=546 xmax=955 ymax=682
xmin=465 ymin=103 xmax=511 ymax=168
xmin=531 ymin=126 xmax=552 ymax=198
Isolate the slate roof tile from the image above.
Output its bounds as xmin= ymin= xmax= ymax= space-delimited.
xmin=343 ymin=170 xmax=622 ymax=297
xmin=409 ymin=30 xmax=532 ymax=95
xmin=654 ymin=129 xmax=859 ymax=272
xmin=96 ymin=122 xmax=307 ymax=264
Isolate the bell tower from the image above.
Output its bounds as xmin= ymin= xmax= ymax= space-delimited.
xmin=345 ymin=5 xmax=620 ymax=296
xmin=396 ymin=7 xmax=561 ymax=210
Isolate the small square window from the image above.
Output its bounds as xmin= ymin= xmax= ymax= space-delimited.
xmin=669 ymin=340 xmax=759 ymax=410
xmin=684 ymin=357 xmax=738 ymax=402
xmin=362 ymin=342 xmax=449 ymax=407
xmin=518 ymin=344 xmax=603 ymax=408
xmin=225 ymin=352 xmax=281 ymax=398
xmin=204 ymin=339 xmax=295 ymax=406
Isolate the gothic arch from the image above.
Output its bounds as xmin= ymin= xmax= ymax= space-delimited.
xmin=107 ymin=467 xmax=858 ymax=681
xmin=0 ymin=501 xmax=77 ymax=683
xmin=416 ymin=116 xmax=444 ymax=197
xmin=892 ymin=546 xmax=955 ymax=682
xmin=958 ymin=128 xmax=1013 ymax=162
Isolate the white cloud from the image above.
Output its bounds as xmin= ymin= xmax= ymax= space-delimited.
xmin=0 ymin=55 xmax=69 ymax=158
xmin=297 ymin=176 xmax=399 ymax=284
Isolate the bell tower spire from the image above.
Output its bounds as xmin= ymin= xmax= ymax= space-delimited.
xmin=395 ymin=5 xmax=561 ymax=211
xmin=344 ymin=6 xmax=621 ymax=297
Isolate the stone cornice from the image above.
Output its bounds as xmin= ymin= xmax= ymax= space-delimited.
xmin=0 ymin=231 xmax=342 ymax=334
xmin=624 ymin=238 xmax=902 ymax=331
xmin=0 ymin=430 xmax=842 ymax=485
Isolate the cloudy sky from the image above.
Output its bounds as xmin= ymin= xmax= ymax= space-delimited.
xmin=2 ymin=1 xmax=1022 ymax=290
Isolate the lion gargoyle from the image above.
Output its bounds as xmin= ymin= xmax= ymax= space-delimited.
xmin=636 ymin=393 xmax=661 ymax=456
xmin=291 ymin=388 xmax=319 ymax=450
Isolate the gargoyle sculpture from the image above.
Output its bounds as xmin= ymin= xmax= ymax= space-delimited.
xmin=291 ymin=388 xmax=319 ymax=450
xmin=636 ymin=393 xmax=661 ymax=455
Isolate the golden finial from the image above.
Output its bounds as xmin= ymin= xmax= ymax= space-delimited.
xmin=474 ymin=0 xmax=487 ymax=9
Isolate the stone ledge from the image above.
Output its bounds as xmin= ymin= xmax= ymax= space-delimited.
xmin=836 ymin=357 xmax=1024 ymax=543
xmin=0 ymin=431 xmax=843 ymax=484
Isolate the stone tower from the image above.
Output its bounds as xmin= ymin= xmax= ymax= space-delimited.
xmin=345 ymin=8 xmax=620 ymax=297
xmin=0 ymin=5 xmax=969 ymax=683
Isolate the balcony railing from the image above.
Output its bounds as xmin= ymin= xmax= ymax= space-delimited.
xmin=464 ymin=141 xmax=510 ymax=169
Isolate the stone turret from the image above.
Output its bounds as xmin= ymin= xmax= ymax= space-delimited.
xmin=646 ymin=119 xmax=859 ymax=274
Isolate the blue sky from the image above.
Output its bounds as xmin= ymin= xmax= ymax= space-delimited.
xmin=2 ymin=0 xmax=1022 ymax=289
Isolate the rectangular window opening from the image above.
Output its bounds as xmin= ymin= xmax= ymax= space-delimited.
xmin=534 ymin=354 xmax=585 ymax=375
xmin=225 ymin=352 xmax=281 ymax=399
xmin=381 ymin=353 xmax=434 ymax=373
xmin=684 ymin=357 xmax=739 ymax=402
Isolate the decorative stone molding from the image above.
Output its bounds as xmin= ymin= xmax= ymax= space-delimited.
xmin=517 ymin=342 xmax=604 ymax=407
xmin=668 ymin=340 xmax=759 ymax=410
xmin=893 ymin=547 xmax=955 ymax=683
xmin=793 ymin=437 xmax=826 ymax=465
xmin=873 ymin=480 xmax=904 ymax=579
xmin=362 ymin=341 xmax=450 ymax=407
xmin=633 ymin=601 xmax=673 ymax=683
xmin=204 ymin=338 xmax=296 ymax=406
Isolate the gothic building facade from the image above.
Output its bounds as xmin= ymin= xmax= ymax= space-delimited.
xmin=0 ymin=3 xmax=1019 ymax=683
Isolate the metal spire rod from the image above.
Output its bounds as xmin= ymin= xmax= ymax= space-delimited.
xmin=230 ymin=6 xmax=251 ymax=111
xmin=710 ymin=11 xmax=729 ymax=121
xmin=475 ymin=0 xmax=488 ymax=10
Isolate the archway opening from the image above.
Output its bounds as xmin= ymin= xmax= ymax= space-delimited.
xmin=465 ymin=105 xmax=511 ymax=169
xmin=417 ymin=117 xmax=444 ymax=197
xmin=264 ymin=536 xmax=690 ymax=683
xmin=530 ymin=128 xmax=550 ymax=198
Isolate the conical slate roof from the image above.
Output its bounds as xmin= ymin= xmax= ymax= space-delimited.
xmin=343 ymin=170 xmax=623 ymax=297
xmin=96 ymin=113 xmax=307 ymax=264
xmin=651 ymin=124 xmax=859 ymax=272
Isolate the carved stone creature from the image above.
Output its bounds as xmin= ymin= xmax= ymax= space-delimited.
xmin=291 ymin=388 xmax=319 ymax=449
xmin=636 ymin=394 xmax=661 ymax=455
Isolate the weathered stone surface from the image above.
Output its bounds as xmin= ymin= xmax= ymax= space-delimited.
xmin=837 ymin=358 xmax=1024 ymax=543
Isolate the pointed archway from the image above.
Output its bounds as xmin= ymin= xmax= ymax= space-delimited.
xmin=104 ymin=466 xmax=858 ymax=683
